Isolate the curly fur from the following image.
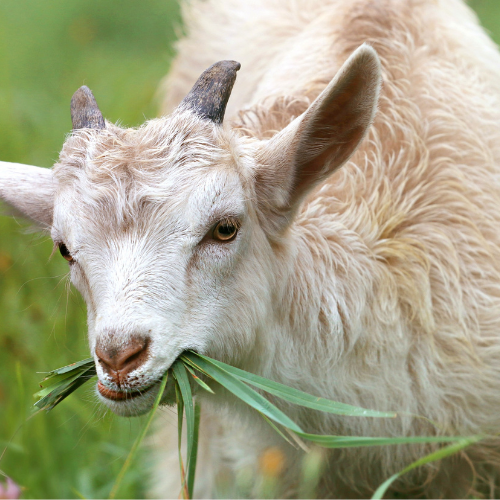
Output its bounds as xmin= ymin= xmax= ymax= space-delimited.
xmin=153 ymin=0 xmax=500 ymax=497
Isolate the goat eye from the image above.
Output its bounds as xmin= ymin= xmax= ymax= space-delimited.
xmin=212 ymin=220 xmax=239 ymax=242
xmin=59 ymin=243 xmax=73 ymax=262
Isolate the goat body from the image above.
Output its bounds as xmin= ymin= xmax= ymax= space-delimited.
xmin=2 ymin=0 xmax=500 ymax=497
xmin=154 ymin=0 xmax=500 ymax=497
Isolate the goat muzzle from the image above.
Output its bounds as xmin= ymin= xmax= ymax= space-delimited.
xmin=95 ymin=335 xmax=150 ymax=386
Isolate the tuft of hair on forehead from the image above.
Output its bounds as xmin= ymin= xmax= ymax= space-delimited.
xmin=51 ymin=109 xmax=249 ymax=232
xmin=54 ymin=110 xmax=238 ymax=191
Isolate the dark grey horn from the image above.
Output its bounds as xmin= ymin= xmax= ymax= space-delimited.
xmin=180 ymin=60 xmax=241 ymax=124
xmin=70 ymin=85 xmax=105 ymax=130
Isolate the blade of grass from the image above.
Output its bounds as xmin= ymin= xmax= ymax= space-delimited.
xmin=181 ymin=354 xmax=303 ymax=434
xmin=173 ymin=361 xmax=196 ymax=499
xmin=296 ymin=433 xmax=483 ymax=448
xmin=284 ymin=429 xmax=311 ymax=453
xmin=371 ymin=436 xmax=483 ymax=499
xmin=185 ymin=364 xmax=215 ymax=394
xmin=183 ymin=354 xmax=478 ymax=452
xmin=187 ymin=402 xmax=201 ymax=498
xmin=175 ymin=380 xmax=188 ymax=500
xmin=39 ymin=357 xmax=95 ymax=376
xmin=35 ymin=365 xmax=96 ymax=397
xmin=33 ymin=355 xmax=482 ymax=498
xmin=34 ymin=369 xmax=96 ymax=411
xmin=34 ymin=360 xmax=97 ymax=411
xmin=108 ymin=372 xmax=169 ymax=500
xmin=260 ymin=413 xmax=297 ymax=448
xmin=35 ymin=372 xmax=84 ymax=399
xmin=187 ymin=352 xmax=395 ymax=418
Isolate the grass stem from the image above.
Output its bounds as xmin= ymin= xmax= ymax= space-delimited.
xmin=108 ymin=373 xmax=169 ymax=499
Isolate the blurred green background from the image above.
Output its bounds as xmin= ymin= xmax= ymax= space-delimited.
xmin=0 ymin=1 xmax=180 ymax=498
xmin=0 ymin=1 xmax=498 ymax=498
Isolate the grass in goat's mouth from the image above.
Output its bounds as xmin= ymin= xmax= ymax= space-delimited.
xmin=32 ymin=351 xmax=484 ymax=500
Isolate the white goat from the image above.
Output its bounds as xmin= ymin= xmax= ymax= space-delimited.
xmin=3 ymin=0 xmax=500 ymax=497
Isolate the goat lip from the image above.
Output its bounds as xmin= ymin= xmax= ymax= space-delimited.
xmin=97 ymin=381 xmax=153 ymax=401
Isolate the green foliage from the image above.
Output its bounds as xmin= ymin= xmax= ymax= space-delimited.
xmin=29 ymin=353 xmax=484 ymax=499
xmin=470 ymin=0 xmax=500 ymax=46
xmin=34 ymin=358 xmax=96 ymax=411
xmin=185 ymin=352 xmax=396 ymax=418
xmin=371 ymin=437 xmax=484 ymax=500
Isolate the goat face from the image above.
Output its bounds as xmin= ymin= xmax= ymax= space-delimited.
xmin=0 ymin=45 xmax=381 ymax=417
xmin=51 ymin=111 xmax=272 ymax=416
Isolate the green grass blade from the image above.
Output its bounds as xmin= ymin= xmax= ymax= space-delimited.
xmin=34 ymin=368 xmax=96 ymax=411
xmin=34 ymin=360 xmax=97 ymax=411
xmin=190 ymin=352 xmax=394 ymax=418
xmin=187 ymin=402 xmax=201 ymax=498
xmin=108 ymin=372 xmax=169 ymax=500
xmin=260 ymin=413 xmax=296 ymax=448
xmin=35 ymin=365 xmax=96 ymax=396
xmin=173 ymin=361 xmax=196 ymax=499
xmin=44 ymin=358 xmax=95 ymax=376
xmin=185 ymin=364 xmax=215 ymax=394
xmin=183 ymin=354 xmax=479 ymax=458
xmin=175 ymin=381 xmax=187 ymax=499
xmin=173 ymin=361 xmax=195 ymax=460
xmin=296 ymin=433 xmax=482 ymax=449
xmin=38 ymin=367 xmax=92 ymax=390
xmin=371 ymin=436 xmax=483 ymax=499
xmin=34 ymin=354 xmax=482 ymax=499
xmin=35 ymin=372 xmax=83 ymax=399
xmin=180 ymin=354 xmax=303 ymax=434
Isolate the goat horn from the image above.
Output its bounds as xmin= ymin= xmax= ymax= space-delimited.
xmin=70 ymin=85 xmax=105 ymax=130
xmin=180 ymin=60 xmax=241 ymax=124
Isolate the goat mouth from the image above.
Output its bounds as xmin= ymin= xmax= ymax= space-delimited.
xmin=97 ymin=381 xmax=154 ymax=401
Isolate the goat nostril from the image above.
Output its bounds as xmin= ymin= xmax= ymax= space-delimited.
xmin=119 ymin=343 xmax=147 ymax=369
xmin=95 ymin=337 xmax=150 ymax=376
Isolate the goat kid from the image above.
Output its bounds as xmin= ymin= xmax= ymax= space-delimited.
xmin=3 ymin=0 xmax=500 ymax=497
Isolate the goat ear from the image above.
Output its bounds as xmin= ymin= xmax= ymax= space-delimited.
xmin=256 ymin=44 xmax=381 ymax=230
xmin=0 ymin=161 xmax=55 ymax=230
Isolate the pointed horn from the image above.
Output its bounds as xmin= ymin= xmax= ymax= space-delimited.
xmin=180 ymin=60 xmax=241 ymax=124
xmin=70 ymin=85 xmax=105 ymax=130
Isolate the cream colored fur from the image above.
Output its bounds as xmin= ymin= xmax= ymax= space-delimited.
xmin=2 ymin=0 xmax=500 ymax=498
xmin=154 ymin=0 xmax=500 ymax=497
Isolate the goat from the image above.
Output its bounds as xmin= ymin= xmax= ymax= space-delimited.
xmin=2 ymin=0 xmax=500 ymax=497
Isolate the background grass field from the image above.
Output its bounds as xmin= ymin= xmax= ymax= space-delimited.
xmin=0 ymin=1 xmax=499 ymax=498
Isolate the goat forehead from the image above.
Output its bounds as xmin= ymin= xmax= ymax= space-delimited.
xmin=53 ymin=114 xmax=249 ymax=242
xmin=55 ymin=113 xmax=234 ymax=185
xmin=54 ymin=163 xmax=246 ymax=243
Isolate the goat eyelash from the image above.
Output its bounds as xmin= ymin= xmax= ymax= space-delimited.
xmin=214 ymin=217 xmax=241 ymax=230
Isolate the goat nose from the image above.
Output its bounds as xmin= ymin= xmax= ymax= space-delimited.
xmin=95 ymin=336 xmax=149 ymax=382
